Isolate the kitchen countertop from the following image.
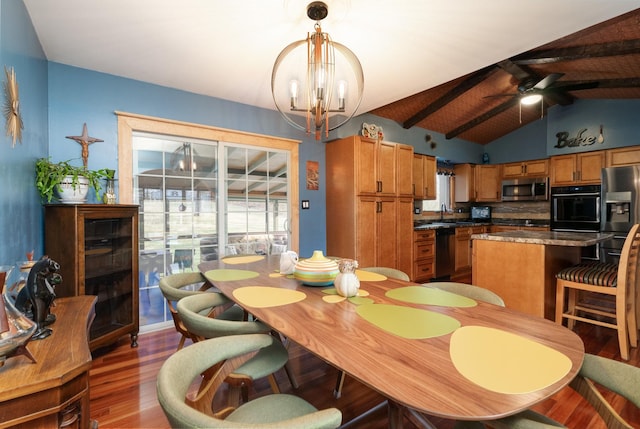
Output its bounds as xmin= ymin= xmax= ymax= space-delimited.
xmin=414 ymin=220 xmax=549 ymax=230
xmin=471 ymin=230 xmax=613 ymax=247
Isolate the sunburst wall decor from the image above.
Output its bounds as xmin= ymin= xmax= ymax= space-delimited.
xmin=3 ymin=66 xmax=23 ymax=147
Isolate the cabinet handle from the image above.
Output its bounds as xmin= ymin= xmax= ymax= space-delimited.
xmin=522 ymin=165 xmax=525 ymax=174
xmin=412 ymin=184 xmax=416 ymax=195
xmin=376 ymin=201 xmax=381 ymax=213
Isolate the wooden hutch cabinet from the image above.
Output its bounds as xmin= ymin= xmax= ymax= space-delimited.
xmin=44 ymin=204 xmax=139 ymax=351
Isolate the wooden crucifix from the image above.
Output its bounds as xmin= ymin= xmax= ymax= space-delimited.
xmin=65 ymin=123 xmax=103 ymax=168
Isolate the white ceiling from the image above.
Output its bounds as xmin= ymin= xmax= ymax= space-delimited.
xmin=23 ymin=0 xmax=640 ymax=121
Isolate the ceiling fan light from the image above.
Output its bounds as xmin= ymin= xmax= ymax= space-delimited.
xmin=520 ymin=94 xmax=543 ymax=105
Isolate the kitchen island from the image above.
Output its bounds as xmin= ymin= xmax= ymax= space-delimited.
xmin=471 ymin=230 xmax=612 ymax=320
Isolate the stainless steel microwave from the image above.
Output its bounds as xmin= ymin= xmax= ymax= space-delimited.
xmin=501 ymin=177 xmax=549 ymax=201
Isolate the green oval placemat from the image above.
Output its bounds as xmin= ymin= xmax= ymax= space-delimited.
xmin=204 ymin=269 xmax=260 ymax=282
xmin=386 ymin=286 xmax=477 ymax=307
xmin=356 ymin=303 xmax=460 ymax=339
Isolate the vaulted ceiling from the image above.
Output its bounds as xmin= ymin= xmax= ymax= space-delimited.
xmin=372 ymin=9 xmax=640 ymax=144
xmin=22 ymin=1 xmax=640 ymax=145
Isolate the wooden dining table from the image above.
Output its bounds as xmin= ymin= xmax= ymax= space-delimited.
xmin=198 ymin=255 xmax=585 ymax=428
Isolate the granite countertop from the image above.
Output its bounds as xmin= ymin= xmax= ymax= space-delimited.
xmin=471 ymin=230 xmax=613 ymax=247
xmin=413 ymin=219 xmax=549 ymax=230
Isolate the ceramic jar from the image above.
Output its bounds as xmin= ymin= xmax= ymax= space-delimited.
xmin=279 ymin=250 xmax=298 ymax=275
xmin=293 ymin=250 xmax=339 ymax=286
xmin=334 ymin=259 xmax=360 ymax=297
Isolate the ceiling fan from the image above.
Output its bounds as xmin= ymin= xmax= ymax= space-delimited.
xmin=486 ymin=61 xmax=600 ymax=106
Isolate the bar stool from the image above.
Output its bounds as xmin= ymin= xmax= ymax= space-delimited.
xmin=555 ymin=224 xmax=640 ymax=360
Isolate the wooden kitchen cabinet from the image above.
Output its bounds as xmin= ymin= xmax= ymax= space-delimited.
xmin=45 ymin=204 xmax=139 ymax=351
xmin=475 ymin=164 xmax=502 ymax=201
xmin=397 ymin=197 xmax=415 ymax=277
xmin=397 ymin=144 xmax=415 ymax=197
xmin=452 ymin=225 xmax=485 ymax=283
xmin=326 ymin=136 xmax=412 ymax=271
xmin=454 ymin=163 xmax=501 ymax=202
xmin=502 ymin=159 xmax=548 ymax=178
xmin=412 ymin=153 xmax=436 ymax=200
xmin=353 ymin=196 xmax=397 ymax=268
xmin=550 ymin=151 xmax=604 ymax=186
xmin=606 ymin=145 xmax=640 ymax=167
xmin=454 ymin=163 xmax=475 ymax=202
xmin=413 ymin=229 xmax=435 ymax=282
xmin=344 ymin=135 xmax=398 ymax=196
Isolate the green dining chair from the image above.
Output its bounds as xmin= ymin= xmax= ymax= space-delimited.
xmin=157 ymin=333 xmax=343 ymax=429
xmin=178 ymin=293 xmax=297 ymax=405
xmin=427 ymin=281 xmax=506 ymax=306
xmin=159 ymin=272 xmax=244 ymax=350
xmin=333 ymin=266 xmax=410 ymax=399
xmin=454 ymin=353 xmax=640 ymax=429
xmin=360 ymin=266 xmax=411 ymax=281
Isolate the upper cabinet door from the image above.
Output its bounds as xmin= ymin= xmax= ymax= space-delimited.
xmin=377 ymin=140 xmax=398 ymax=196
xmin=396 ymin=144 xmax=414 ymax=197
xmin=356 ymin=137 xmax=378 ymax=195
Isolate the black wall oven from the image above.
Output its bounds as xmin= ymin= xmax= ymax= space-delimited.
xmin=551 ymin=184 xmax=601 ymax=261
xmin=551 ymin=185 xmax=601 ymax=232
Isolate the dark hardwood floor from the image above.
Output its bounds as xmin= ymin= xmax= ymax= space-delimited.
xmin=90 ymin=321 xmax=640 ymax=428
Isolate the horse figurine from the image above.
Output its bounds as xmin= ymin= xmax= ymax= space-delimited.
xmin=14 ymin=256 xmax=62 ymax=340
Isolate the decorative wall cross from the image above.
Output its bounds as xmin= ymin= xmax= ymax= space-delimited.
xmin=65 ymin=123 xmax=103 ymax=168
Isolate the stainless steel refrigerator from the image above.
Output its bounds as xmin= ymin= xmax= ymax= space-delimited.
xmin=600 ymin=165 xmax=640 ymax=263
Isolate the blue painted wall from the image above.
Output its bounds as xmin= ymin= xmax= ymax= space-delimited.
xmin=0 ymin=0 xmax=48 ymax=266
xmin=3 ymin=0 xmax=640 ymax=268
xmin=486 ymin=99 xmax=640 ymax=161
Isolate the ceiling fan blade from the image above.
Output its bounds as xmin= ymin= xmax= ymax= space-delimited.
xmin=533 ymin=73 xmax=564 ymax=90
xmin=551 ymin=81 xmax=600 ymax=92
xmin=542 ymin=89 xmax=574 ymax=106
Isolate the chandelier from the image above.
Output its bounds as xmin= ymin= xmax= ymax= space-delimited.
xmin=271 ymin=1 xmax=364 ymax=140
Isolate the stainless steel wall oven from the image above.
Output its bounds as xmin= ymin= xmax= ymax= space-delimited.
xmin=551 ymin=184 xmax=601 ymax=261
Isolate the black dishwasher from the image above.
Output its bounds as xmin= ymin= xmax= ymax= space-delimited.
xmin=434 ymin=227 xmax=455 ymax=280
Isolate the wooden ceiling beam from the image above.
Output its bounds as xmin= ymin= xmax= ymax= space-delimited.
xmin=512 ymin=39 xmax=640 ymax=65
xmin=402 ymin=65 xmax=498 ymax=129
xmin=445 ymin=97 xmax=520 ymax=140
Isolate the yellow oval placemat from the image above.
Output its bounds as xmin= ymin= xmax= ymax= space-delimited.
xmin=355 ymin=270 xmax=387 ymax=282
xmin=204 ymin=269 xmax=260 ymax=282
xmin=386 ymin=286 xmax=477 ymax=307
xmin=221 ymin=255 xmax=265 ymax=264
xmin=233 ymin=286 xmax=307 ymax=308
xmin=450 ymin=326 xmax=572 ymax=394
xmin=356 ymin=304 xmax=460 ymax=339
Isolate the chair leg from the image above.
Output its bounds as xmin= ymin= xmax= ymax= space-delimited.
xmin=267 ymin=374 xmax=280 ymax=394
xmin=334 ymin=370 xmax=346 ymax=399
xmin=283 ymin=361 xmax=299 ymax=389
xmin=616 ymin=294 xmax=630 ymax=360
xmin=555 ymin=281 xmax=565 ymax=326
xmin=177 ymin=334 xmax=186 ymax=351
xmin=627 ymin=289 xmax=638 ymax=348
xmin=566 ymin=289 xmax=577 ymax=330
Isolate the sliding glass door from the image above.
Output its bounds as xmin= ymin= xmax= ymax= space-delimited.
xmin=132 ymin=133 xmax=291 ymax=329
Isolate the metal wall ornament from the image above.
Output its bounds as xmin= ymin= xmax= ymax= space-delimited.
xmin=3 ymin=66 xmax=23 ymax=147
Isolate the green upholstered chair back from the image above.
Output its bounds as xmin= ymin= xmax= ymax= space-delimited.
xmin=157 ymin=334 xmax=342 ymax=428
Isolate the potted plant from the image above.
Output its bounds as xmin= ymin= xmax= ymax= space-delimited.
xmin=35 ymin=157 xmax=110 ymax=203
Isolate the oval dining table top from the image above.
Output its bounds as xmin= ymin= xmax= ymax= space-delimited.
xmin=199 ymin=255 xmax=585 ymax=423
